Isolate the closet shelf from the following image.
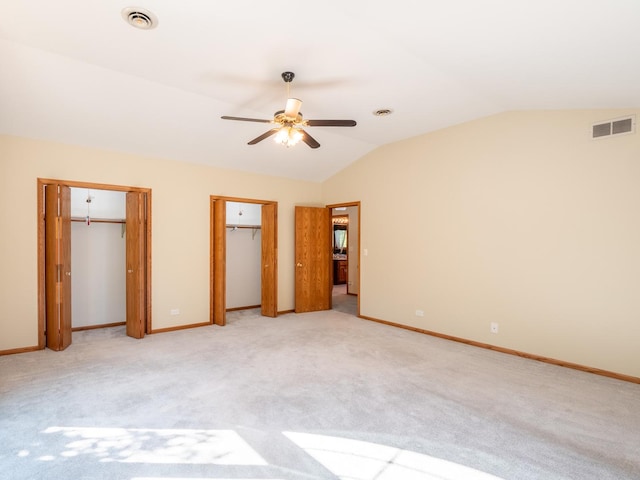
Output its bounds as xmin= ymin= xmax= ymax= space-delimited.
xmin=227 ymin=224 xmax=261 ymax=240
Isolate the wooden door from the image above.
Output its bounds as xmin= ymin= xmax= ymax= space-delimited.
xmin=261 ymin=203 xmax=277 ymax=317
xmin=126 ymin=192 xmax=146 ymax=338
xmin=212 ymin=199 xmax=226 ymax=325
xmin=45 ymin=184 xmax=72 ymax=350
xmin=295 ymin=206 xmax=332 ymax=313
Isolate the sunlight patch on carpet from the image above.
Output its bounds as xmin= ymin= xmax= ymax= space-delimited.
xmin=284 ymin=432 xmax=504 ymax=480
xmin=41 ymin=427 xmax=267 ymax=465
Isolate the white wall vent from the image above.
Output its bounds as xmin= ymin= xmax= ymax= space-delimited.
xmin=591 ymin=115 xmax=636 ymax=139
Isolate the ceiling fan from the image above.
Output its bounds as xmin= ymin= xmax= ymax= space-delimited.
xmin=221 ymin=72 xmax=357 ymax=149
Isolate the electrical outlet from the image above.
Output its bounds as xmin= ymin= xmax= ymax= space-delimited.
xmin=170 ymin=308 xmax=180 ymax=315
xmin=415 ymin=310 xmax=424 ymax=317
xmin=490 ymin=322 xmax=499 ymax=334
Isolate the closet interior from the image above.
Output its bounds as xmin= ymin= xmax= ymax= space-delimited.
xmin=226 ymin=201 xmax=262 ymax=310
xmin=70 ymin=187 xmax=127 ymax=330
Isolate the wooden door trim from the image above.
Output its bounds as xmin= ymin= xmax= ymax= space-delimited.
xmin=327 ymin=201 xmax=361 ymax=317
xmin=37 ymin=178 xmax=152 ymax=349
xmin=210 ymin=195 xmax=278 ymax=324
xmin=38 ymin=178 xmax=150 ymax=193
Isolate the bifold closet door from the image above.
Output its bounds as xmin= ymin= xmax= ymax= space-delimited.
xmin=126 ymin=191 xmax=146 ymax=339
xmin=212 ymin=199 xmax=226 ymax=325
xmin=44 ymin=183 xmax=72 ymax=351
xmin=261 ymin=203 xmax=277 ymax=317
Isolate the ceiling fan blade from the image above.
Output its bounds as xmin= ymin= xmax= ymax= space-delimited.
xmin=306 ymin=119 xmax=357 ymax=127
xmin=221 ymin=116 xmax=273 ymax=123
xmin=284 ymin=98 xmax=302 ymax=118
xmin=300 ymin=130 xmax=320 ymax=149
xmin=248 ymin=128 xmax=280 ymax=145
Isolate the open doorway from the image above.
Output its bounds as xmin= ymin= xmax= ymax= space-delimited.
xmin=225 ymin=201 xmax=262 ymax=311
xmin=70 ymin=188 xmax=127 ymax=332
xmin=210 ymin=196 xmax=278 ymax=326
xmin=293 ymin=202 xmax=360 ymax=316
xmin=329 ymin=203 xmax=359 ymax=316
xmin=37 ymin=179 xmax=152 ymax=350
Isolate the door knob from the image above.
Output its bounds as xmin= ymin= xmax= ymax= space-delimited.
xmin=296 ymin=263 xmax=303 ymax=267
xmin=65 ymin=272 xmax=71 ymax=276
xmin=128 ymin=269 xmax=133 ymax=273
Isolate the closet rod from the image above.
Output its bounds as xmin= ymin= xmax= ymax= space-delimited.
xmin=226 ymin=225 xmax=261 ymax=230
xmin=71 ymin=217 xmax=125 ymax=224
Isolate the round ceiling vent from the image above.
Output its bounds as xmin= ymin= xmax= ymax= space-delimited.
xmin=122 ymin=7 xmax=158 ymax=30
xmin=373 ymin=108 xmax=393 ymax=117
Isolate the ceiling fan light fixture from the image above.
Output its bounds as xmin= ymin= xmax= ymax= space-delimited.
xmin=274 ymin=126 xmax=303 ymax=148
xmin=221 ymin=71 xmax=355 ymax=149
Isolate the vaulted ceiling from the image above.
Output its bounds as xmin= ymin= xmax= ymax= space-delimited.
xmin=1 ymin=1 xmax=639 ymax=181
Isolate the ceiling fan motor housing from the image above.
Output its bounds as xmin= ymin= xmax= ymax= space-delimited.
xmin=281 ymin=71 xmax=295 ymax=83
xmin=274 ymin=110 xmax=303 ymax=125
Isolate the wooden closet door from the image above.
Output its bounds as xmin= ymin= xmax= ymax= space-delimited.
xmin=294 ymin=206 xmax=332 ymax=313
xmin=45 ymin=184 xmax=72 ymax=350
xmin=261 ymin=203 xmax=277 ymax=317
xmin=126 ymin=192 xmax=146 ymax=339
xmin=212 ymin=199 xmax=226 ymax=325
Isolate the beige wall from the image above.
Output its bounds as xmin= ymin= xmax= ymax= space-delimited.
xmin=322 ymin=110 xmax=640 ymax=378
xmin=0 ymin=135 xmax=321 ymax=350
xmin=3 ymin=109 xmax=640 ymax=379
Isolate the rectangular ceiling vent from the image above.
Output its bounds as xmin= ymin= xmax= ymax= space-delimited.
xmin=591 ymin=115 xmax=636 ymax=139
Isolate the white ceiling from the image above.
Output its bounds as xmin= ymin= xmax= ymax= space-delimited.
xmin=1 ymin=1 xmax=639 ymax=182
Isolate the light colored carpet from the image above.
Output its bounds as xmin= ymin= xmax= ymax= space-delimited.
xmin=331 ymin=285 xmax=357 ymax=316
xmin=1 ymin=308 xmax=639 ymax=479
